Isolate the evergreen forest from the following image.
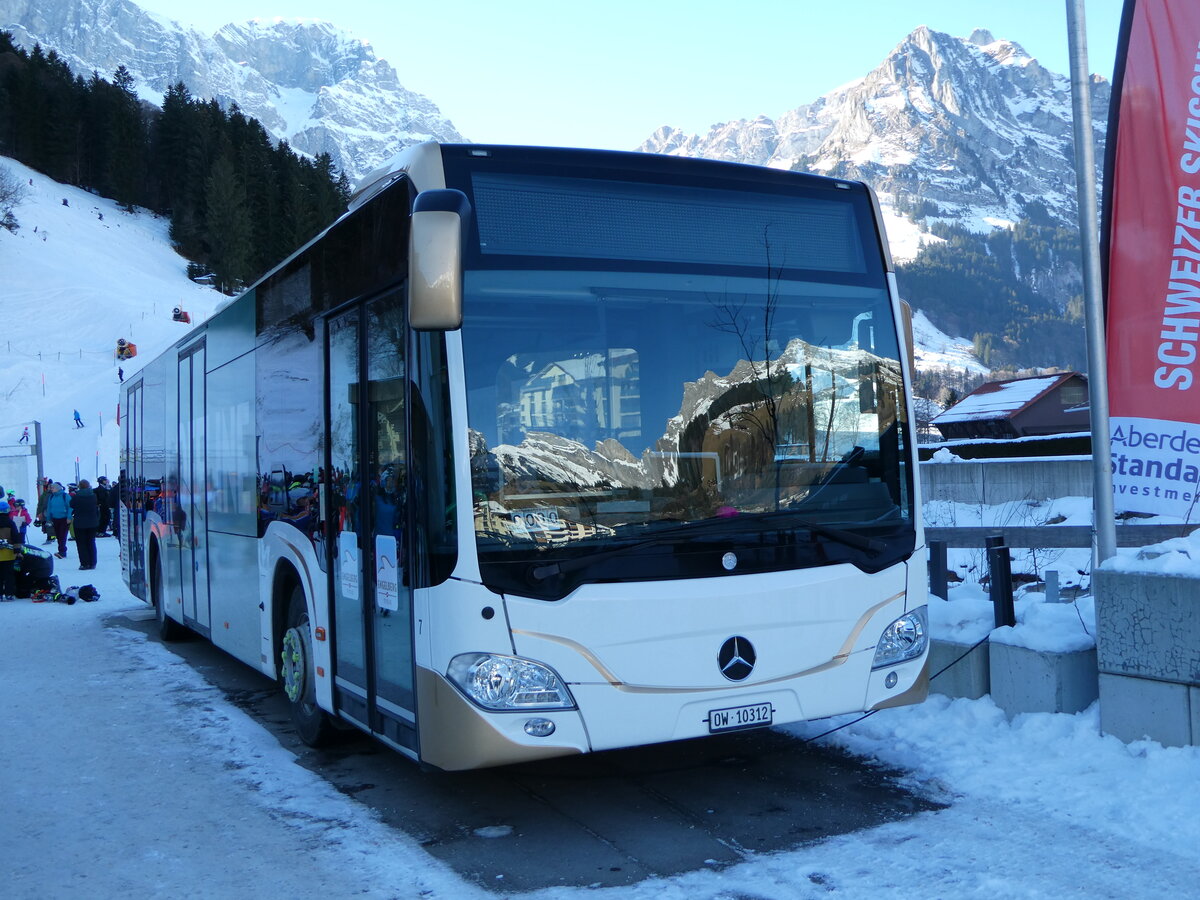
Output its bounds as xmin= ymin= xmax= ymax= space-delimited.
xmin=894 ymin=220 xmax=1089 ymax=374
xmin=0 ymin=32 xmax=350 ymax=293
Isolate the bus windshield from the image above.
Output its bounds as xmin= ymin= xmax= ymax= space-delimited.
xmin=456 ymin=168 xmax=915 ymax=598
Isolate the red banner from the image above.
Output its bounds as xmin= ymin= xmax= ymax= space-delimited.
xmin=1105 ymin=0 xmax=1200 ymax=520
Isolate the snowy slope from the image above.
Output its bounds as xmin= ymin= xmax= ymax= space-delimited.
xmin=0 ymin=157 xmax=223 ymax=499
xmin=909 ymin=309 xmax=990 ymax=376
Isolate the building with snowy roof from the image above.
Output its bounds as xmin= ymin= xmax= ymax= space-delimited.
xmin=931 ymin=372 xmax=1089 ymax=441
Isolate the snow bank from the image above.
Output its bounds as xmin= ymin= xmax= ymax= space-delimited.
xmin=929 ymin=582 xmax=1096 ymax=652
xmin=1101 ymin=529 xmax=1200 ymax=578
xmin=929 ymin=446 xmax=963 ymax=462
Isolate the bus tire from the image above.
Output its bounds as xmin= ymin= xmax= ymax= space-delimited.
xmin=281 ymin=586 xmax=335 ymax=747
xmin=152 ymin=548 xmax=189 ymax=642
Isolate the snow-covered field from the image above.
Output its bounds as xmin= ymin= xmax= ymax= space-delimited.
xmin=3 ymin=155 xmax=1200 ymax=898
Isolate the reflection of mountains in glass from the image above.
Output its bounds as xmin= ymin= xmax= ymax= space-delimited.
xmin=481 ymin=338 xmax=899 ymax=491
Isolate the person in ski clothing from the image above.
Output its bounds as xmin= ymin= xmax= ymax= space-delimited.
xmin=34 ymin=478 xmax=51 ymax=544
xmin=0 ymin=499 xmax=22 ymax=601
xmin=34 ymin=477 xmax=56 ymax=544
xmin=73 ymin=410 xmax=84 ymax=428
xmin=45 ymin=482 xmax=72 ymax=559
xmin=70 ymin=479 xmax=100 ymax=570
xmin=19 ymin=426 xmax=29 ymax=443
xmin=8 ymin=498 xmax=32 ymax=541
xmin=94 ymin=477 xmax=111 ymax=536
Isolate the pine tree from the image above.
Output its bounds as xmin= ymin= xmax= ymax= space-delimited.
xmin=205 ymin=150 xmax=253 ymax=293
xmin=109 ymin=65 xmax=146 ymax=210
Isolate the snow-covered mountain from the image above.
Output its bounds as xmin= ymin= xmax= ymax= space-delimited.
xmin=0 ymin=0 xmax=464 ymax=182
xmin=640 ymin=26 xmax=1108 ymax=255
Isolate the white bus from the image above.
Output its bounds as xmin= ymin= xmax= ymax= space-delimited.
xmin=120 ymin=143 xmax=929 ymax=771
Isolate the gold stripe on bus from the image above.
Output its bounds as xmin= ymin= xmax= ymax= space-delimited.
xmin=512 ymin=591 xmax=905 ymax=694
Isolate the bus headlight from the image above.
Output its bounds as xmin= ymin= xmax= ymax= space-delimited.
xmin=871 ymin=606 xmax=928 ymax=669
xmin=447 ymin=653 xmax=576 ymax=711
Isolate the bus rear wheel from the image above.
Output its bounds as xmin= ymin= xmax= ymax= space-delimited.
xmin=281 ymin=586 xmax=335 ymax=747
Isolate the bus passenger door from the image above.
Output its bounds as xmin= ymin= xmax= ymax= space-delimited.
xmin=123 ymin=381 xmax=145 ymax=597
xmin=178 ymin=341 xmax=211 ymax=633
xmin=327 ymin=293 xmax=417 ymax=755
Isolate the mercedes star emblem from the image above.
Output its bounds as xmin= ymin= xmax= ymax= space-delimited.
xmin=718 ymin=636 xmax=756 ymax=681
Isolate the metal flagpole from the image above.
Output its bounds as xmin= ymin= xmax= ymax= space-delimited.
xmin=1066 ymin=0 xmax=1117 ymax=563
xmin=33 ymin=420 xmax=43 ymax=486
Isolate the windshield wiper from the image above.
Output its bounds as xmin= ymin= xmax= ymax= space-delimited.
xmin=528 ymin=510 xmax=886 ymax=582
xmin=529 ymin=533 xmax=676 ymax=582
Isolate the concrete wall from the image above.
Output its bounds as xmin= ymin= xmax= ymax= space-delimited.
xmin=1094 ymin=569 xmax=1200 ymax=747
xmin=920 ymin=458 xmax=1093 ymax=505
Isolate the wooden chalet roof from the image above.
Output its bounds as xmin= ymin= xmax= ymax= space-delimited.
xmin=931 ymin=372 xmax=1085 ymax=425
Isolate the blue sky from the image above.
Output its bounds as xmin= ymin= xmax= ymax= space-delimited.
xmin=134 ymin=0 xmax=1127 ymax=151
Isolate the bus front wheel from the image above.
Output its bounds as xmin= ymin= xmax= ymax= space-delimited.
xmin=281 ymin=586 xmax=335 ymax=747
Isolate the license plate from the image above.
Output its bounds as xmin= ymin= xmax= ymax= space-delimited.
xmin=707 ymin=702 xmax=773 ymax=733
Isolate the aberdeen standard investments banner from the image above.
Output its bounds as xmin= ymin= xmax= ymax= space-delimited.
xmin=1104 ymin=0 xmax=1200 ymax=521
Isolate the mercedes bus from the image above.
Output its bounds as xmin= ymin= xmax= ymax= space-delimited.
xmin=119 ymin=143 xmax=929 ymax=770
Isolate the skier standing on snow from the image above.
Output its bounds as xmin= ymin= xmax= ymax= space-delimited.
xmin=45 ymin=482 xmax=72 ymax=559
xmin=34 ymin=478 xmax=54 ymax=544
xmin=73 ymin=410 xmax=84 ymax=428
xmin=70 ymin=480 xmax=99 ymax=570
xmin=94 ymin=477 xmax=111 ymax=537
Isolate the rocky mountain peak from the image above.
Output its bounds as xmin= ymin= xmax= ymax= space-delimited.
xmin=967 ymin=28 xmax=997 ymax=46
xmin=639 ymin=26 xmax=1107 ymax=258
xmin=212 ymin=18 xmax=372 ymax=91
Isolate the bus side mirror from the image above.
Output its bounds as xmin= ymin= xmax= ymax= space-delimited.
xmin=409 ymin=189 xmax=471 ymax=331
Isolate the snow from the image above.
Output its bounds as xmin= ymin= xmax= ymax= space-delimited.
xmin=875 ymin=199 xmax=940 ymax=265
xmin=907 ymin=309 xmax=989 ymax=375
xmin=270 ymin=83 xmax=321 ymax=134
xmin=929 ymin=447 xmax=964 ymax=462
xmin=1101 ymin=529 xmax=1200 ymax=578
xmin=989 ymin=590 xmax=1097 ymax=653
xmin=4 ymin=154 xmax=1200 ymax=897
